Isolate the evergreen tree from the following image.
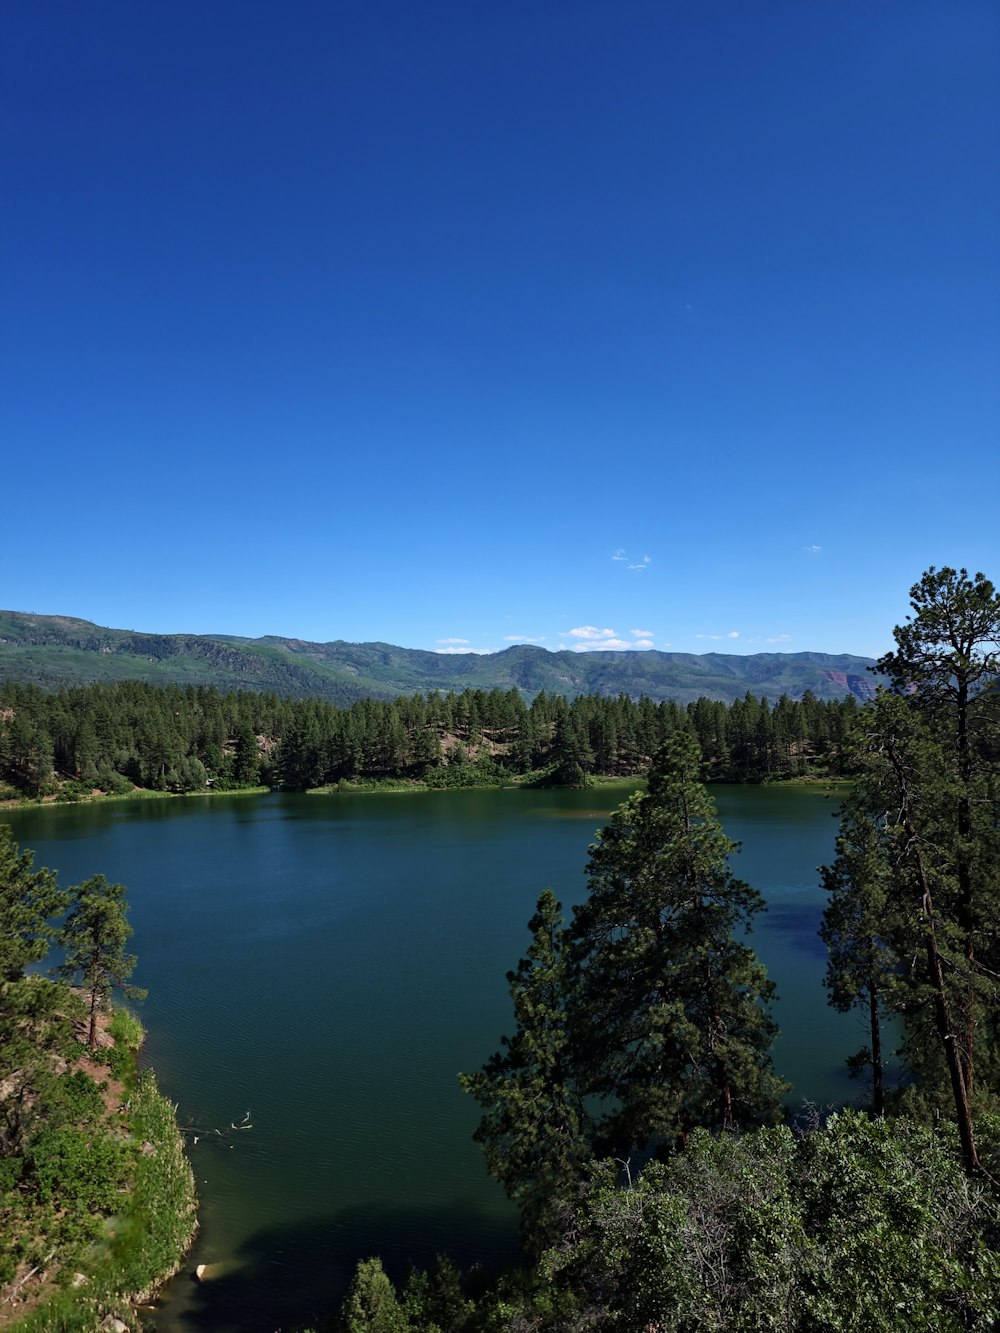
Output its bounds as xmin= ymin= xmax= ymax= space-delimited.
xmin=874 ymin=566 xmax=1000 ymax=1104
xmin=819 ymin=784 xmax=899 ymax=1114
xmin=0 ymin=828 xmax=66 ymax=982
xmin=56 ymin=875 xmax=146 ymax=1050
xmin=459 ymin=891 xmax=588 ymax=1254
xmin=569 ymin=732 xmax=784 ymax=1156
xmin=824 ymin=567 xmax=1000 ymax=1173
xmin=340 ymin=1257 xmax=406 ymax=1332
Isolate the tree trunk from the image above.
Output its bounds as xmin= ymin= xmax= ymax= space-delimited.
xmin=888 ymin=739 xmax=979 ymax=1173
xmin=868 ymin=977 xmax=885 ymax=1117
xmin=88 ymin=983 xmax=99 ymax=1052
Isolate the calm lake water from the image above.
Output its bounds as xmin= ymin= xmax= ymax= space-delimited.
xmin=3 ymin=783 xmax=859 ymax=1331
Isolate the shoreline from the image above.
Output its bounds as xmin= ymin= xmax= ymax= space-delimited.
xmin=2 ymin=1007 xmax=198 ymax=1332
xmin=1 ymin=772 xmax=852 ymax=814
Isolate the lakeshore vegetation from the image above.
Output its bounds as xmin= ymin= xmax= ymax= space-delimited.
xmin=0 ymin=678 xmax=859 ymax=805
xmin=0 ymin=832 xmax=196 ymax=1328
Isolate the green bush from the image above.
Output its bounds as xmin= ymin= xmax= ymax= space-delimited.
xmin=28 ymin=1125 xmax=131 ymax=1212
xmin=40 ymin=1070 xmax=105 ymax=1130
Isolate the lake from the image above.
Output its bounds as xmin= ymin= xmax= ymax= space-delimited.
xmin=3 ymin=783 xmax=859 ymax=1330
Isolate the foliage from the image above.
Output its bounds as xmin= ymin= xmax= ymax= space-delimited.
xmin=0 ymin=675 xmax=862 ymax=804
xmin=56 ymin=875 xmax=146 ymax=1050
xmin=460 ymin=891 xmax=589 ymax=1254
xmin=0 ymin=831 xmax=195 ymax=1324
xmin=821 ymin=567 xmax=1000 ymax=1171
xmin=341 ymin=1258 xmax=408 ymax=1332
xmin=819 ymin=785 xmax=901 ymax=1113
xmin=527 ymin=1112 xmax=1000 ymax=1331
xmin=569 ymin=731 xmax=784 ymax=1155
xmin=0 ymin=827 xmax=66 ymax=981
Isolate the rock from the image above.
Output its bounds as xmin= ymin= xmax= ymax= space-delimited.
xmin=72 ymin=1272 xmax=88 ymax=1288
xmin=99 ymin=1318 xmax=129 ymax=1333
xmin=140 ymin=1141 xmax=156 ymax=1156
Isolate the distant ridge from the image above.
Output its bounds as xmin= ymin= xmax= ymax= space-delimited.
xmin=0 ymin=611 xmax=879 ymax=706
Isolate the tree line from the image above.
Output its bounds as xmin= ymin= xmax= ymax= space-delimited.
xmin=336 ymin=567 xmax=1000 ymax=1331
xmin=0 ymin=677 xmax=860 ymax=801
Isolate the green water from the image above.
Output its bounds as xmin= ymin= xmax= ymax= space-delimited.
xmin=3 ymin=783 xmax=857 ymax=1330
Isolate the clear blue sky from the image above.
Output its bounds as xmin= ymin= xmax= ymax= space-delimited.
xmin=3 ymin=1 xmax=997 ymax=659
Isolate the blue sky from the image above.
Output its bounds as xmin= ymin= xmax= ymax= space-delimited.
xmin=3 ymin=1 xmax=998 ymax=659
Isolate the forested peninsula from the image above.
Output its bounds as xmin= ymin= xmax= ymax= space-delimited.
xmin=0 ymin=680 xmax=859 ymax=804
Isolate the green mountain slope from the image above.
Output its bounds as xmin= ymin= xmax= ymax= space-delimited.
xmin=0 ymin=611 xmax=878 ymax=704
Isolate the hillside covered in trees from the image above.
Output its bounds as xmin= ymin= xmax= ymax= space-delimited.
xmin=0 ymin=611 xmax=877 ymax=706
xmin=0 ymin=679 xmax=861 ymax=802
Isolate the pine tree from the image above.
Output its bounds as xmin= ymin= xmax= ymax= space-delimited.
xmin=56 ymin=875 xmax=146 ymax=1050
xmin=0 ymin=828 xmax=66 ymax=982
xmin=459 ymin=890 xmax=588 ymax=1254
xmin=569 ymin=731 xmax=784 ymax=1156
xmin=819 ymin=784 xmax=900 ymax=1114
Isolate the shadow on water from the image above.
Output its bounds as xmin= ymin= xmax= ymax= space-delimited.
xmin=763 ymin=903 xmax=828 ymax=961
xmin=145 ymin=1198 xmax=521 ymax=1333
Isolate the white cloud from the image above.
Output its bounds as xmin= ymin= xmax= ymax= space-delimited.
xmin=766 ymin=633 xmax=793 ymax=643
xmin=628 ymin=563 xmax=647 ymax=572
xmin=696 ymin=631 xmax=741 ymax=641
xmin=504 ymin=634 xmax=546 ymax=643
xmin=572 ymin=638 xmax=636 ymax=652
xmin=563 ymin=626 xmax=656 ymax=652
xmin=436 ymin=637 xmax=469 ymax=645
xmin=803 ymin=544 xmax=822 ymax=553
xmin=611 ymin=549 xmax=627 ymax=561
xmin=563 ymin=626 xmax=619 ymax=641
xmin=727 ymin=630 xmax=740 ymax=639
xmin=434 ymin=645 xmax=495 ymax=655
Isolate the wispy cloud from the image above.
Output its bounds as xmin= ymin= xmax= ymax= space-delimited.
xmin=436 ymin=637 xmax=469 ymax=645
xmin=803 ymin=544 xmax=822 ymax=554
xmin=766 ymin=633 xmax=793 ymax=642
xmin=504 ymin=634 xmax=546 ymax=643
xmin=631 ymin=628 xmax=654 ymax=638
xmin=614 ymin=550 xmax=652 ymax=571
xmin=696 ymin=630 xmax=741 ymax=641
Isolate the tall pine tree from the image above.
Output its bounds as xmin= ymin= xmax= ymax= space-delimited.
xmin=569 ymin=731 xmax=784 ymax=1156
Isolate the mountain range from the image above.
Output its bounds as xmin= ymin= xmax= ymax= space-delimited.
xmin=0 ymin=611 xmax=879 ymax=706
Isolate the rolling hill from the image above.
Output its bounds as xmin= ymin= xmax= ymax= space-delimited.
xmin=0 ymin=611 xmax=879 ymax=705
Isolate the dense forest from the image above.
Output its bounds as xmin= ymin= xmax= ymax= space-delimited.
xmin=0 ymin=679 xmax=860 ymax=802
xmin=333 ymin=567 xmax=1000 ymax=1331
